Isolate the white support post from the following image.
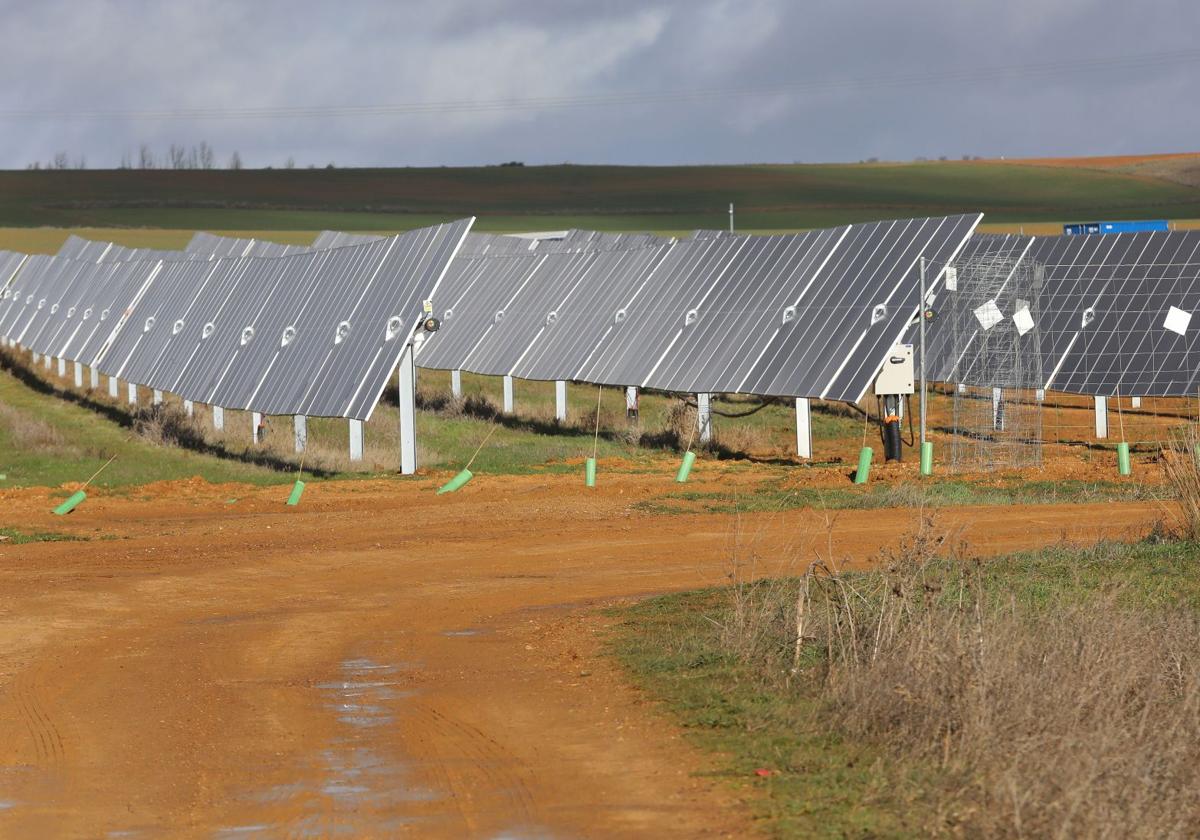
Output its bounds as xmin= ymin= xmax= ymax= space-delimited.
xmin=349 ymin=418 xmax=364 ymax=461
xmin=152 ymin=389 xmax=163 ymax=405
xmin=212 ymin=406 xmax=224 ymax=431
xmin=89 ymin=367 xmax=99 ymax=389
xmin=252 ymin=412 xmax=263 ymax=444
xmin=697 ymin=393 xmax=713 ymax=445
xmin=502 ymin=375 xmax=514 ymax=414
xmin=399 ymin=341 xmax=417 ymax=475
xmin=1132 ymin=396 xmax=1142 ymax=409
xmin=795 ymin=397 xmax=812 ymax=459
xmin=108 ymin=376 xmax=119 ymax=398
xmin=450 ymin=369 xmax=463 ymax=399
xmin=56 ymin=357 xmax=65 ymax=376
xmin=73 ymin=361 xmax=83 ymax=388
xmin=184 ymin=400 xmax=194 ymax=417
xmin=127 ymin=382 xmax=138 ymax=405
xmin=44 ymin=355 xmax=52 ymax=371
xmin=992 ymin=387 xmax=1003 ymax=431
xmin=555 ymin=380 xmax=568 ymax=422
xmin=1094 ymin=395 xmax=1108 ymax=439
xmin=625 ymin=385 xmax=639 ymax=420
xmin=293 ymin=416 xmax=308 ymax=453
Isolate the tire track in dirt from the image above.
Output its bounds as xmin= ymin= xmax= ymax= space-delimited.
xmin=0 ymin=477 xmax=1166 ymax=837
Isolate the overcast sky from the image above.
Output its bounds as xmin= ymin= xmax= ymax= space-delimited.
xmin=3 ymin=0 xmax=1198 ymax=170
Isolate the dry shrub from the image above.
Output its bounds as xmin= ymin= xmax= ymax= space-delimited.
xmin=1162 ymin=426 xmax=1200 ymax=539
xmin=712 ymin=422 xmax=773 ymax=458
xmin=132 ymin=403 xmax=204 ymax=448
xmin=808 ymin=524 xmax=1200 ymax=838
xmin=712 ymin=516 xmax=1200 ymax=837
xmin=661 ymin=399 xmax=700 ymax=449
xmin=0 ymin=402 xmax=77 ymax=453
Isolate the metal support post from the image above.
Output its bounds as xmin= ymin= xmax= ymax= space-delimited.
xmin=795 ymin=397 xmax=812 ymax=459
xmin=696 ymin=393 xmax=712 ymax=445
xmin=398 ymin=340 xmax=417 ymax=475
xmin=555 ymin=380 xmax=568 ymax=422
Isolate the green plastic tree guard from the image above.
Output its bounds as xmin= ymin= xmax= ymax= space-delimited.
xmin=675 ymin=451 xmax=697 ymax=483
xmin=853 ymin=447 xmax=873 ymax=484
xmin=920 ymin=441 xmax=934 ymax=476
xmin=585 ymin=457 xmax=597 ymax=487
xmin=1117 ymin=442 xmax=1131 ymax=476
xmin=286 ymin=479 xmax=306 ymax=506
xmin=53 ymin=490 xmax=87 ymax=515
xmin=437 ymin=468 xmax=474 ymax=495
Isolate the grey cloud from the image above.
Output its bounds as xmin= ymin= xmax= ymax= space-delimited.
xmin=1 ymin=0 xmax=1197 ymax=169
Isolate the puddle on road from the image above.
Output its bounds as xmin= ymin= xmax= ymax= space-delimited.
xmin=191 ymin=657 xmax=436 ymax=838
xmin=0 ymin=658 xmax=438 ymax=838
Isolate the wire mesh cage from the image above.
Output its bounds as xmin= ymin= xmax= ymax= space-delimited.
xmin=944 ymin=252 xmax=1045 ymax=472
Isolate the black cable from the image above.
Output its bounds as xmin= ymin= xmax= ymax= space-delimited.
xmin=902 ymin=394 xmax=916 ymax=448
xmin=672 ymin=393 xmax=783 ymax=418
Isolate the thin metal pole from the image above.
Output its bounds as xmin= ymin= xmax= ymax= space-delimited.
xmin=919 ymin=256 xmax=928 ymax=447
xmin=728 ymin=202 xmax=734 ymax=233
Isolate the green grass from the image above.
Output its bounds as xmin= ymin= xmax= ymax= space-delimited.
xmin=1 ymin=161 xmax=1198 ymax=241
xmin=410 ymin=369 xmax=864 ymax=475
xmin=0 ymin=363 xmax=293 ymax=490
xmin=606 ymin=538 xmax=1200 ymax=837
xmin=635 ymin=474 xmax=1165 ymax=514
xmin=0 ymin=526 xmax=83 ymax=544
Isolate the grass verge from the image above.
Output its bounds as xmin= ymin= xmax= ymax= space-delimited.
xmin=607 ymin=534 xmax=1200 ymax=837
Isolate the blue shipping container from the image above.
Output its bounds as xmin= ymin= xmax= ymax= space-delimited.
xmin=1064 ymin=220 xmax=1170 ymax=235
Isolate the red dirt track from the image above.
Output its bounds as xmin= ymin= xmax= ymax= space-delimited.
xmin=0 ymin=474 xmax=1163 ymax=838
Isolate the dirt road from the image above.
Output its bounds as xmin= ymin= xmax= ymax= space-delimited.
xmin=0 ymin=472 xmax=1162 ymax=838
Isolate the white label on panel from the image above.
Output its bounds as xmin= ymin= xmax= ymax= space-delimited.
xmin=1013 ymin=307 xmax=1035 ymax=336
xmin=1164 ymin=306 xmax=1191 ymax=336
xmin=944 ymin=266 xmax=958 ymax=291
xmin=973 ymin=299 xmax=1004 ymax=331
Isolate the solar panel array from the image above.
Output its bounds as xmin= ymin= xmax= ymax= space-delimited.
xmin=419 ymin=214 xmax=981 ymax=402
xmin=931 ymin=229 xmax=1200 ymax=397
xmin=0 ymin=214 xmax=985 ymax=447
xmin=0 ymin=220 xmax=475 ymax=419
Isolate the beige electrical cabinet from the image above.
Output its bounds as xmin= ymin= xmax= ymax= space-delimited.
xmin=874 ymin=344 xmax=915 ymax=395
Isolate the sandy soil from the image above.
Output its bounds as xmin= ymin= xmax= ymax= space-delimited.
xmin=0 ymin=473 xmax=1164 ymax=838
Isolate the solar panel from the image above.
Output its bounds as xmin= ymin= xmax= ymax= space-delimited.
xmin=642 ymin=228 xmax=845 ymax=394
xmin=510 ymin=244 xmax=677 ymax=382
xmin=72 ymin=261 xmax=163 ymax=368
xmin=254 ymin=218 xmax=473 ymax=419
xmin=925 ymin=233 xmax=1036 ymax=384
xmin=933 ymin=230 xmax=1200 ymax=397
xmin=0 ymin=255 xmax=56 ymax=341
xmin=577 ymin=235 xmax=756 ymax=388
xmin=738 ymin=214 xmax=980 ymax=402
xmin=408 ymin=249 xmax=542 ymax=373
xmin=7 ymin=258 xmax=92 ymax=352
xmin=453 ymin=249 xmax=602 ymax=377
xmin=1040 ymin=230 xmax=1200 ymax=396
xmin=185 ymin=231 xmax=312 ymax=259
xmin=311 ymin=230 xmax=387 ymax=249
xmin=96 ymin=259 xmax=217 ymax=385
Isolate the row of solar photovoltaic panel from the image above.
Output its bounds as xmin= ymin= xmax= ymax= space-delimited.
xmin=1 ymin=219 xmax=475 ymax=419
xmin=312 ymin=228 xmax=668 ymax=255
xmin=416 ymin=214 xmax=981 ymax=403
xmin=55 ymin=233 xmax=314 ymax=263
xmin=928 ymin=230 xmax=1200 ymax=397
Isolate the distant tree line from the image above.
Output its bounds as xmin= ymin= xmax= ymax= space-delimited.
xmin=23 ymin=143 xmax=347 ymax=171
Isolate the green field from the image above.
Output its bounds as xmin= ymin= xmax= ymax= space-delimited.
xmin=2 ymin=160 xmax=1199 ymax=248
